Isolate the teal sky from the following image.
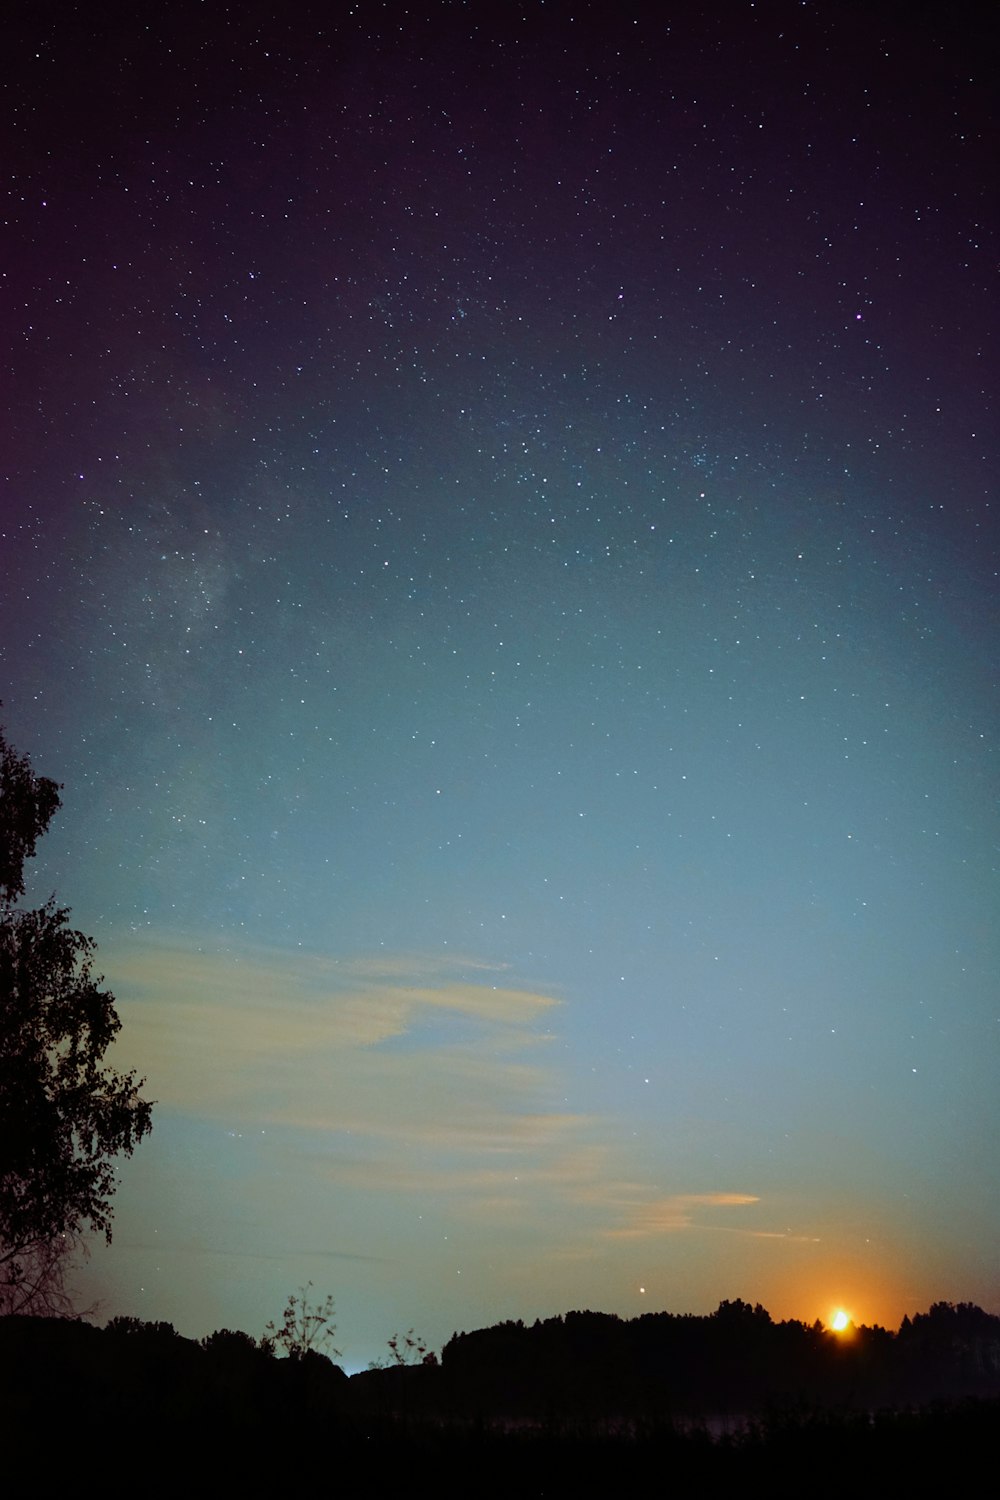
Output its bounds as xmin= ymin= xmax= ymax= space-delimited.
xmin=3 ymin=3 xmax=996 ymax=1366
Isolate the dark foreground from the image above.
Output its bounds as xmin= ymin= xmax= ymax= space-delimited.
xmin=2 ymin=1307 xmax=997 ymax=1494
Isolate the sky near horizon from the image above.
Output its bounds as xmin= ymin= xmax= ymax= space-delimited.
xmin=2 ymin=2 xmax=996 ymax=1366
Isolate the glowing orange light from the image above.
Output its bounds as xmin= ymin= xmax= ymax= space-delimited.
xmin=830 ymin=1309 xmax=851 ymax=1332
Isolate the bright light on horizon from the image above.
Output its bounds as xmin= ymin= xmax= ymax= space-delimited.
xmin=830 ymin=1308 xmax=851 ymax=1332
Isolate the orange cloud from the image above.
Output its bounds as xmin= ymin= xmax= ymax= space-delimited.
xmin=101 ymin=936 xmax=792 ymax=1257
xmin=600 ymin=1191 xmax=761 ymax=1240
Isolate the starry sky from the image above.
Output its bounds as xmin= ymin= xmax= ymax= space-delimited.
xmin=2 ymin=2 xmax=996 ymax=1366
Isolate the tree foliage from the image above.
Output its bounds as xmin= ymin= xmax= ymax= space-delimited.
xmin=0 ymin=723 xmax=153 ymax=1313
xmin=264 ymin=1283 xmax=341 ymax=1360
xmin=0 ymin=730 xmax=61 ymax=905
xmin=0 ymin=1230 xmax=81 ymax=1318
xmin=387 ymin=1328 xmax=437 ymax=1366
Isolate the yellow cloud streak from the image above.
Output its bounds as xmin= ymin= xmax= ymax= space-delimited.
xmin=101 ymin=937 xmax=772 ymax=1251
xmin=601 ymin=1191 xmax=761 ymax=1240
xmin=104 ymin=939 xmax=565 ymax=1132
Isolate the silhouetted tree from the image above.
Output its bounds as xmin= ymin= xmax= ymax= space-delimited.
xmin=0 ymin=723 xmax=152 ymax=1313
xmin=0 ymin=1228 xmax=83 ymax=1318
xmin=388 ymin=1327 xmax=437 ymax=1366
xmin=265 ymin=1282 xmax=341 ymax=1360
xmin=202 ymin=1327 xmax=268 ymax=1359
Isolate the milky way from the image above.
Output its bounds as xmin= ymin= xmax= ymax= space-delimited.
xmin=2 ymin=3 xmax=995 ymax=1364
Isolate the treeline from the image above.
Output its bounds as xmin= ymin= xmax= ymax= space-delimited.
xmin=1 ymin=1302 xmax=997 ymax=1493
xmin=434 ymin=1299 xmax=1000 ymax=1419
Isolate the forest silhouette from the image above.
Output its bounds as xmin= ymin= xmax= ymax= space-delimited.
xmin=1 ymin=1297 xmax=997 ymax=1493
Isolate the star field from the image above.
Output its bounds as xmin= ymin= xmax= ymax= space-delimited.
xmin=1 ymin=3 xmax=996 ymax=1364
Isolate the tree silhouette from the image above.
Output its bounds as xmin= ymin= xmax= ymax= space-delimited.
xmin=0 ymin=727 xmax=61 ymax=905
xmin=387 ymin=1328 xmax=437 ymax=1366
xmin=0 ymin=723 xmax=153 ymax=1313
xmin=264 ymin=1283 xmax=341 ymax=1360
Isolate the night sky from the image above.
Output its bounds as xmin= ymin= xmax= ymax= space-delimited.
xmin=3 ymin=3 xmax=996 ymax=1366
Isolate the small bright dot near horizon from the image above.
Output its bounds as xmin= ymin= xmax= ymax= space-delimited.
xmin=831 ymin=1309 xmax=851 ymax=1332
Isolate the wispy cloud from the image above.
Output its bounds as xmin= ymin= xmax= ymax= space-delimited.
xmin=105 ymin=938 xmax=566 ymax=1134
xmin=104 ymin=937 xmax=773 ymax=1250
xmin=599 ymin=1191 xmax=761 ymax=1240
xmin=108 ymin=939 xmax=557 ymax=1067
